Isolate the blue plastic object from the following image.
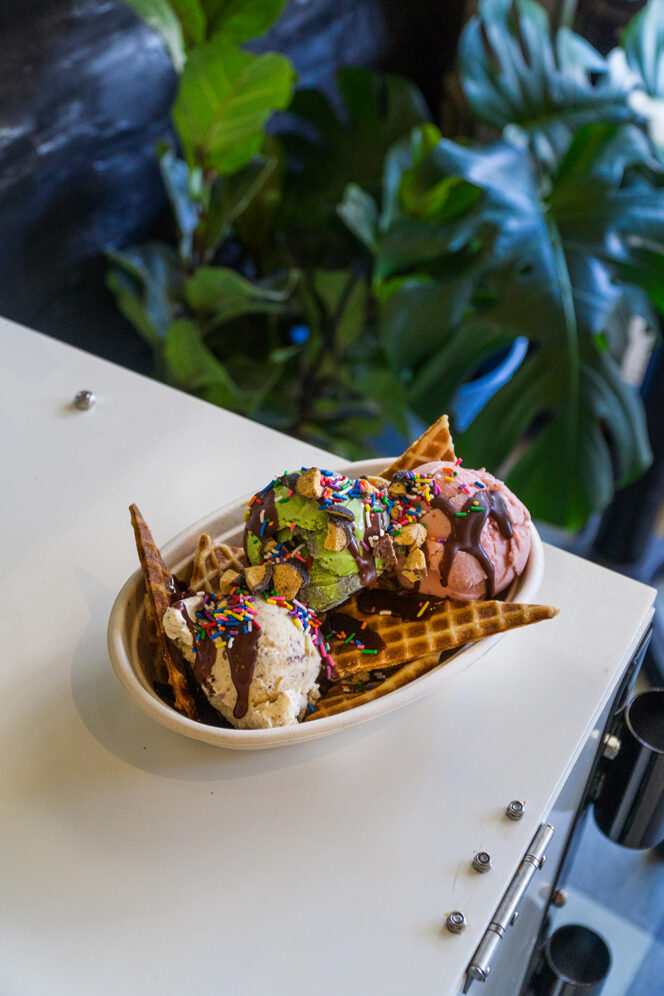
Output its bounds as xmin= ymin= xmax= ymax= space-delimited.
xmin=289 ymin=324 xmax=310 ymax=345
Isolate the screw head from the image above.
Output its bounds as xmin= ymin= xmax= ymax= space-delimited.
xmin=472 ymin=851 xmax=493 ymax=873
xmin=506 ymin=800 xmax=525 ymax=820
xmin=74 ymin=390 xmax=96 ymax=410
xmin=551 ymin=889 xmax=568 ymax=908
xmin=446 ymin=911 xmax=468 ymax=934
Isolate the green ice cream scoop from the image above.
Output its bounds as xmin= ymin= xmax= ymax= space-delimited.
xmin=242 ymin=468 xmax=396 ymax=611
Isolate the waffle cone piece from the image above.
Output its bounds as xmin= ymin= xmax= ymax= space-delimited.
xmin=328 ymin=599 xmax=558 ymax=680
xmin=306 ymin=652 xmax=442 ymax=721
xmin=129 ymin=504 xmax=198 ymax=720
xmin=381 ymin=414 xmax=456 ymax=478
xmin=189 ymin=533 xmax=247 ymax=594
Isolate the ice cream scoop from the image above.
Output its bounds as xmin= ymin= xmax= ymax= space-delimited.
xmin=243 ymin=468 xmax=396 ymax=612
xmin=163 ymin=591 xmax=324 ymax=729
xmin=388 ymin=463 xmax=531 ymax=600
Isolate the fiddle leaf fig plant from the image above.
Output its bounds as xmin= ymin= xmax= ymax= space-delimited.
xmin=110 ymin=1 xmax=421 ymax=458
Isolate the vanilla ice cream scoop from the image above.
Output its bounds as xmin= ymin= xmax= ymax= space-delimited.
xmin=163 ymin=592 xmax=323 ymax=729
xmin=389 ymin=463 xmax=531 ymax=600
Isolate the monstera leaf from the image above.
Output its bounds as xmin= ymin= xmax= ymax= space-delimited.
xmin=623 ymin=0 xmax=664 ymax=97
xmin=621 ymin=0 xmax=664 ymax=158
xmin=362 ymin=122 xmax=660 ymax=528
xmin=459 ymin=0 xmax=633 ymax=161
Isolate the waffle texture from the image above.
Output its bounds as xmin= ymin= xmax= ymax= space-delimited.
xmin=306 ymin=652 xmax=441 ymax=721
xmin=328 ymin=599 xmax=558 ymax=679
xmin=129 ymin=504 xmax=197 ymax=719
xmin=381 ymin=414 xmax=456 ymax=478
xmin=189 ymin=533 xmax=247 ymax=593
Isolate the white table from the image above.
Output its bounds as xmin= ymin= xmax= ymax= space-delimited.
xmin=0 ymin=317 xmax=655 ymax=995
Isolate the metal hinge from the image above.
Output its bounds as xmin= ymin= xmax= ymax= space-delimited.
xmin=463 ymin=823 xmax=554 ymax=992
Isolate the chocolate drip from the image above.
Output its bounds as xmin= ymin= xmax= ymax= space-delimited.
xmin=226 ymin=629 xmax=261 ymax=719
xmin=347 ymin=511 xmax=389 ymax=586
xmin=178 ymin=600 xmax=260 ymax=719
xmin=356 ymin=589 xmax=443 ymax=620
xmin=168 ymin=574 xmax=190 ymax=600
xmin=431 ymin=490 xmax=513 ymax=597
xmin=244 ymin=473 xmax=389 ymax=588
xmin=176 ymin=602 xmax=216 ymax=687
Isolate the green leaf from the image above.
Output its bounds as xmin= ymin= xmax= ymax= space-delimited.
xmin=184 ymin=266 xmax=291 ymax=326
xmin=623 ymin=0 xmax=664 ymax=97
xmin=459 ymin=0 xmax=633 ymax=154
xmin=281 ymin=67 xmax=429 ymax=229
xmin=373 ymin=121 xmax=659 ymax=527
xmin=156 ymin=143 xmax=200 ymax=262
xmin=202 ymin=0 xmax=286 ymax=43
xmin=196 ymin=155 xmax=276 ymax=260
xmin=337 ymin=184 xmax=378 ymax=250
xmin=458 ymin=345 xmax=651 ymax=529
xmin=173 ymin=38 xmax=295 ymax=174
xmin=123 ymin=0 xmax=186 ymax=70
xmin=170 ymin=0 xmax=207 ymax=46
xmin=164 ymin=318 xmax=241 ymax=407
xmin=105 ymin=243 xmax=182 ymax=344
xmin=380 ymin=275 xmax=477 ymax=372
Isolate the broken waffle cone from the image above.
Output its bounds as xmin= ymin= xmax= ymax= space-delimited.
xmin=328 ymin=599 xmax=558 ymax=680
xmin=306 ymin=652 xmax=442 ymax=721
xmin=381 ymin=414 xmax=456 ymax=478
xmin=129 ymin=504 xmax=198 ymax=720
xmin=189 ymin=532 xmax=247 ymax=594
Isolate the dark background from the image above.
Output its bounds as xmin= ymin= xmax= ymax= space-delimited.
xmin=0 ymin=0 xmax=466 ymax=373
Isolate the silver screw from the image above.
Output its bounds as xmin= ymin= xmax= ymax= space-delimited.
xmin=74 ymin=390 xmax=96 ymax=410
xmin=446 ymin=911 xmax=468 ymax=934
xmin=472 ymin=851 xmax=493 ymax=873
xmin=506 ymin=800 xmax=525 ymax=820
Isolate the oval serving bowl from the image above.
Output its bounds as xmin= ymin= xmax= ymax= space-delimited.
xmin=108 ymin=458 xmax=545 ymax=750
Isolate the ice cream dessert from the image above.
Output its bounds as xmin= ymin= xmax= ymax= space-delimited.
xmin=388 ymin=462 xmax=531 ymax=600
xmin=242 ymin=468 xmax=396 ymax=612
xmin=163 ymin=590 xmax=325 ymax=729
xmin=126 ymin=414 xmax=557 ymax=733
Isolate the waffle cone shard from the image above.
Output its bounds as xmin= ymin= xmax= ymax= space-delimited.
xmin=328 ymin=599 xmax=558 ymax=679
xmin=189 ymin=533 xmax=247 ymax=594
xmin=306 ymin=652 xmax=441 ymax=721
xmin=129 ymin=504 xmax=197 ymax=719
xmin=381 ymin=414 xmax=456 ymax=478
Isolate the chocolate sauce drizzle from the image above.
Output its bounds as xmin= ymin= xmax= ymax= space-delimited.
xmin=243 ymin=472 xmax=389 ymax=586
xmin=430 ymin=489 xmax=513 ymax=597
xmin=356 ymin=588 xmax=442 ymax=620
xmin=176 ymin=599 xmax=261 ymax=720
xmin=323 ymin=611 xmax=386 ymax=652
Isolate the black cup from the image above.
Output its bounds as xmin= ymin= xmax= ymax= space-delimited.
xmin=594 ymin=688 xmax=664 ymax=849
xmin=531 ymin=924 xmax=611 ymax=995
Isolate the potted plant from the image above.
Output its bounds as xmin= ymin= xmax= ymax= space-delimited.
xmin=109 ymin=0 xmax=664 ymax=529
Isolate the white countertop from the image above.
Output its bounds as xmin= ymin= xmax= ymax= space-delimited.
xmin=0 ymin=318 xmax=655 ymax=996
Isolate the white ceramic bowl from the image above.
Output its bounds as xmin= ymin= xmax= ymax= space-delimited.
xmin=108 ymin=458 xmax=544 ymax=749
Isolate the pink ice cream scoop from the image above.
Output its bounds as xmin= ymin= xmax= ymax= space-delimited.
xmin=390 ymin=463 xmax=531 ymax=600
